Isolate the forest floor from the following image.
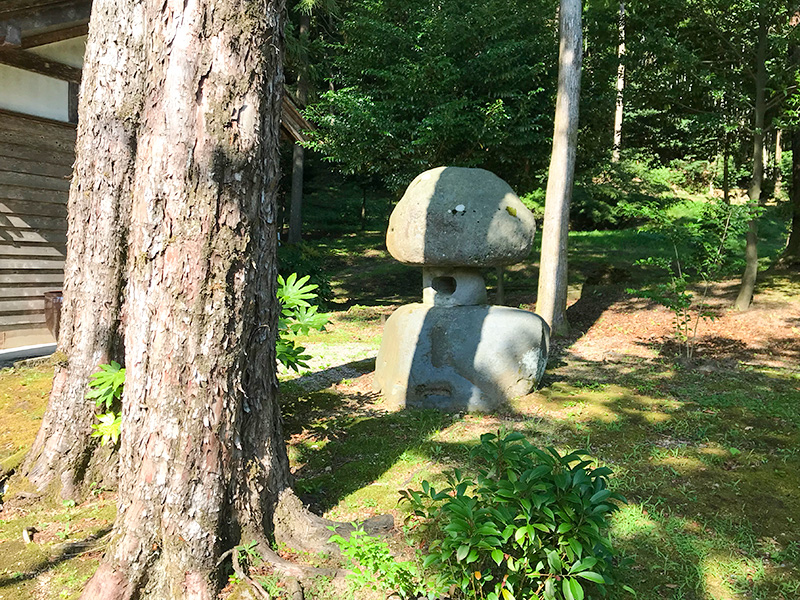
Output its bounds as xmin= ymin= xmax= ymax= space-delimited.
xmin=0 ymin=217 xmax=798 ymax=600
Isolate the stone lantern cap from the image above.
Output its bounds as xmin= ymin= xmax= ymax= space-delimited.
xmin=386 ymin=166 xmax=536 ymax=267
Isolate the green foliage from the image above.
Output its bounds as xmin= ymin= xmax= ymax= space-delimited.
xmin=400 ymin=432 xmax=626 ymax=600
xmin=519 ymin=190 xmax=545 ymax=222
xmin=278 ymin=243 xmax=332 ymax=304
xmin=91 ymin=411 xmax=122 ymax=447
xmin=85 ymin=361 xmax=125 ymax=412
xmin=303 ymin=0 xmax=557 ymax=191
xmin=328 ymin=526 xmax=433 ymax=598
xmin=568 ymin=152 xmax=679 ymax=231
xmin=86 ymin=362 xmax=125 ymax=447
xmin=236 ymin=540 xmax=262 ymax=571
xmin=625 ymin=199 xmax=757 ymax=359
xmin=277 ymin=273 xmax=330 ymax=371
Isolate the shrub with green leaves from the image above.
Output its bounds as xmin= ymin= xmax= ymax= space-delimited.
xmin=87 ymin=361 xmax=125 ymax=446
xmin=624 ymin=198 xmax=756 ymax=359
xmin=400 ymin=432 xmax=627 ymax=600
xmin=277 ymin=272 xmax=329 ymax=371
xmin=278 ymin=243 xmax=332 ymax=304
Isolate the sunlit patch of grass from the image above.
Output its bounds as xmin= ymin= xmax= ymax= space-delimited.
xmin=0 ymin=496 xmax=114 ymax=599
xmin=0 ymin=364 xmax=53 ymax=463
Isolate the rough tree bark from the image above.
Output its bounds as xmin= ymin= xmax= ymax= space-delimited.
xmin=536 ymin=0 xmax=582 ymax=336
xmin=71 ymin=0 xmax=350 ymax=597
xmin=287 ymin=11 xmax=310 ymax=245
xmin=611 ymin=0 xmax=625 ymax=163
xmin=21 ymin=0 xmax=145 ymax=501
xmin=734 ymin=7 xmax=767 ymax=311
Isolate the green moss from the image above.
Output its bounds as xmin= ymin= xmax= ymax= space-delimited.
xmin=0 ymin=365 xmax=52 ymax=463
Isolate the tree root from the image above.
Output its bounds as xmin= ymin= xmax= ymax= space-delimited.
xmin=218 ymin=488 xmax=396 ymax=598
xmin=233 ymin=549 xmax=273 ymax=600
xmin=272 ymin=489 xmax=394 ymax=556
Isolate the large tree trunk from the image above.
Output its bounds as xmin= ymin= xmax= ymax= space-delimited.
xmin=21 ymin=0 xmax=145 ymax=501
xmin=78 ymin=0 xmax=293 ymax=597
xmin=287 ymin=11 xmax=310 ymax=245
xmin=611 ymin=0 xmax=625 ymax=163
xmin=536 ymin=0 xmax=582 ymax=336
xmin=734 ymin=8 xmax=767 ymax=311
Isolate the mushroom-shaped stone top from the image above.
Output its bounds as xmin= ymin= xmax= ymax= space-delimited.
xmin=387 ymin=167 xmax=536 ymax=267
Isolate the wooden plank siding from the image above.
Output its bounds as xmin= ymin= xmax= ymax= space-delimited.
xmin=0 ymin=108 xmax=72 ymax=346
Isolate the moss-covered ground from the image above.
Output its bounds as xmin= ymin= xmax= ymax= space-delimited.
xmin=0 ymin=196 xmax=797 ymax=599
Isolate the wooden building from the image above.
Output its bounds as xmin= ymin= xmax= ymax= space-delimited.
xmin=0 ymin=0 xmax=310 ymax=350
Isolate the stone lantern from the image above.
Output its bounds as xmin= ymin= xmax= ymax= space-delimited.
xmin=373 ymin=166 xmax=550 ymax=412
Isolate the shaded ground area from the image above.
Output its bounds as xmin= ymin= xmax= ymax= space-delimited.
xmin=0 ymin=217 xmax=797 ymax=598
xmin=273 ymin=250 xmax=800 ymax=599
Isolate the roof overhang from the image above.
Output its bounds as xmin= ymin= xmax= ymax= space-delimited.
xmin=0 ymin=0 xmax=314 ymax=141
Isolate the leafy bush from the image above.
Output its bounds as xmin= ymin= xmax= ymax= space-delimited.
xmin=400 ymin=431 xmax=627 ymax=600
xmin=625 ymin=198 xmax=756 ymax=359
xmin=276 ymin=272 xmax=329 ymax=371
xmin=564 ymin=152 xmax=679 ymax=231
xmin=519 ymin=190 xmax=545 ymax=222
xmin=667 ymin=157 xmax=715 ymax=193
xmin=87 ymin=361 xmax=125 ymax=446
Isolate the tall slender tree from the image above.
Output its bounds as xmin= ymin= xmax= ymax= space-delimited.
xmin=288 ymin=9 xmax=310 ymax=244
xmin=536 ymin=0 xmax=583 ymax=336
xmin=777 ymin=32 xmax=800 ymax=268
xmin=734 ymin=1 xmax=768 ymax=310
xmin=611 ymin=0 xmax=625 ymax=162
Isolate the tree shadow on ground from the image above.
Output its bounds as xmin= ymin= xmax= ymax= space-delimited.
xmin=281 ymin=342 xmax=800 ymax=599
xmin=0 ymin=525 xmax=111 ymax=589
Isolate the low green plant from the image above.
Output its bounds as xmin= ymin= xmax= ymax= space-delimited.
xmin=278 ymin=243 xmax=333 ymax=304
xmin=625 ymin=199 xmax=755 ymax=360
xmin=277 ymin=272 xmax=330 ymax=371
xmin=400 ymin=431 xmax=627 ymax=600
xmin=87 ymin=361 xmax=125 ymax=446
xmin=236 ymin=540 xmax=262 ymax=570
xmin=328 ymin=525 xmax=433 ymax=598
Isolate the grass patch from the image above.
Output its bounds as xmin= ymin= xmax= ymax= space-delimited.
xmin=0 ymin=365 xmax=52 ymax=464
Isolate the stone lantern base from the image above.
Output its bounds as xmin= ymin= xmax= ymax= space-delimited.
xmin=373 ymin=304 xmax=549 ymax=412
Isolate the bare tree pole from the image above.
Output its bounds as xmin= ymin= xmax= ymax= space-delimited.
xmin=774 ymin=127 xmax=783 ymax=195
xmin=776 ymin=39 xmax=800 ymax=267
xmin=536 ymin=0 xmax=583 ymax=336
xmin=781 ymin=126 xmax=800 ymax=265
xmin=611 ymin=0 xmax=625 ymax=163
xmin=288 ymin=11 xmax=310 ymax=245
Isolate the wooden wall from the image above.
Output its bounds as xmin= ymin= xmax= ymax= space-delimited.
xmin=0 ymin=109 xmax=74 ymax=349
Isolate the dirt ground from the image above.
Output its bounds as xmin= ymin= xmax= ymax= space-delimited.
xmin=557 ymin=275 xmax=799 ymax=370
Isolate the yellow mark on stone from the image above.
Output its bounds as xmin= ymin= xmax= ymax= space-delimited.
xmin=505 ymin=206 xmax=517 ymax=217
